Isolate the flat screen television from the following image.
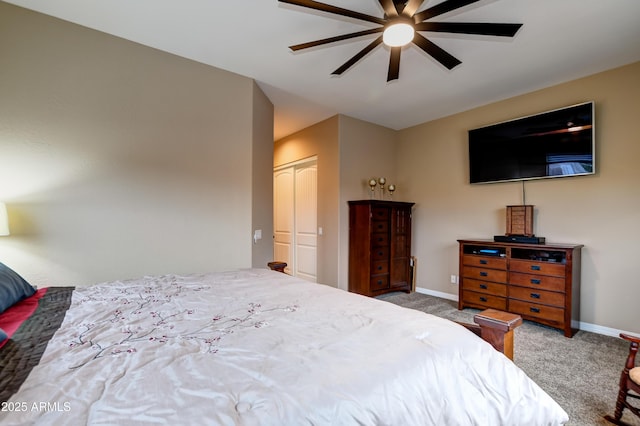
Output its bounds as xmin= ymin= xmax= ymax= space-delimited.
xmin=468 ymin=102 xmax=595 ymax=184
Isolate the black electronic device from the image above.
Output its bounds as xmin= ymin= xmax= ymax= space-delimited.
xmin=494 ymin=235 xmax=546 ymax=244
xmin=469 ymin=102 xmax=594 ymax=184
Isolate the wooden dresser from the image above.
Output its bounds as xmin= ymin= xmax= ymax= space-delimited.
xmin=349 ymin=200 xmax=414 ymax=297
xmin=458 ymin=239 xmax=582 ymax=337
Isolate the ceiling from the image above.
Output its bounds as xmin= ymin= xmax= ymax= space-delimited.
xmin=5 ymin=0 xmax=640 ymax=140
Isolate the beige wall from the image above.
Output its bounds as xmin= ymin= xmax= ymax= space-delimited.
xmin=251 ymin=82 xmax=275 ymax=269
xmin=397 ymin=62 xmax=640 ymax=333
xmin=338 ymin=116 xmax=400 ymax=290
xmin=275 ymin=63 xmax=639 ymax=334
xmin=2 ymin=3 xmax=636 ymax=334
xmin=0 ymin=3 xmax=274 ymax=287
xmin=274 ymin=116 xmax=340 ymax=286
xmin=274 ymin=115 xmax=398 ymax=289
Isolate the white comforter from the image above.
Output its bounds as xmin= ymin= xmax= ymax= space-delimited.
xmin=2 ymin=269 xmax=568 ymax=425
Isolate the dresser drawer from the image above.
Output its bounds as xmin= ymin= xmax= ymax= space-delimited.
xmin=371 ymin=246 xmax=389 ymax=260
xmin=371 ymin=233 xmax=389 ymax=247
xmin=462 ymin=266 xmax=507 ymax=283
xmin=509 ymin=272 xmax=566 ymax=292
xmin=370 ymin=275 xmax=389 ymax=291
xmin=510 ymin=259 xmax=565 ymax=277
xmin=509 ymin=286 xmax=565 ymax=308
xmin=371 ymin=220 xmax=389 ymax=234
xmin=462 ymin=278 xmax=507 ymax=297
xmin=509 ymin=299 xmax=565 ymax=323
xmin=462 ymin=255 xmax=507 ymax=270
xmin=371 ymin=260 xmax=389 ymax=275
xmin=371 ymin=207 xmax=389 ymax=221
xmin=462 ymin=290 xmax=507 ymax=310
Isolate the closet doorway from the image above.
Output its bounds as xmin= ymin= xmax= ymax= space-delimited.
xmin=273 ymin=157 xmax=317 ymax=282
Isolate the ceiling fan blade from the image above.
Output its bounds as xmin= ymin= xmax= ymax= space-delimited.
xmin=279 ymin=0 xmax=386 ymax=25
xmin=413 ymin=33 xmax=461 ymax=70
xmin=414 ymin=0 xmax=480 ymax=22
xmin=378 ymin=0 xmax=398 ymax=17
xmin=332 ymin=36 xmax=383 ymax=76
xmin=387 ymin=46 xmax=401 ymax=81
xmin=401 ymin=0 xmax=425 ymax=17
xmin=290 ymin=28 xmax=383 ymax=51
xmin=415 ymin=22 xmax=523 ymax=37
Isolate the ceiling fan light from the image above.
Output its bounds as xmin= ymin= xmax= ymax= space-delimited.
xmin=383 ymin=23 xmax=414 ymax=47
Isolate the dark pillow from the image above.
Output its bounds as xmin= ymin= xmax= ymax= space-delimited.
xmin=0 ymin=327 xmax=7 ymax=343
xmin=0 ymin=262 xmax=36 ymax=313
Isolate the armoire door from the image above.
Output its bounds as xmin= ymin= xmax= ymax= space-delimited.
xmin=390 ymin=205 xmax=412 ymax=289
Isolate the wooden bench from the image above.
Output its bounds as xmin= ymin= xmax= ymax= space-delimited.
xmin=267 ymin=261 xmax=287 ymax=273
xmin=459 ymin=309 xmax=523 ymax=360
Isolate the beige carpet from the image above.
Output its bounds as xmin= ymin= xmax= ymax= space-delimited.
xmin=378 ymin=291 xmax=640 ymax=426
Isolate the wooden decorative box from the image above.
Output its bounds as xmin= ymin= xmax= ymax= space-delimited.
xmin=506 ymin=205 xmax=534 ymax=236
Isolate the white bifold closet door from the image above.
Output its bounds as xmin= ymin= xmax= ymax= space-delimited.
xmin=273 ymin=159 xmax=317 ymax=282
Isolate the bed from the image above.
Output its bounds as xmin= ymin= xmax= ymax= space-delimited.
xmin=1 ymin=267 xmax=569 ymax=425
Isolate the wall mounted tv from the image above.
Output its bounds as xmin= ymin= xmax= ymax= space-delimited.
xmin=468 ymin=101 xmax=594 ymax=184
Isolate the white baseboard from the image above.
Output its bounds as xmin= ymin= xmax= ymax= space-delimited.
xmin=415 ymin=287 xmax=457 ymax=302
xmin=414 ymin=287 xmax=632 ymax=339
xmin=576 ymin=321 xmax=631 ymax=338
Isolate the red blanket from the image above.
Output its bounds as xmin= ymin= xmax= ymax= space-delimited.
xmin=0 ymin=288 xmax=48 ymax=348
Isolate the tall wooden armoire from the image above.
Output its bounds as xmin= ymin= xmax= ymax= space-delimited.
xmin=348 ymin=200 xmax=414 ymax=297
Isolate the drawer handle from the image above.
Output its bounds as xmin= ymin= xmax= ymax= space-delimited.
xmin=530 ymin=307 xmax=540 ymax=313
xmin=479 ymin=284 xmax=488 ymax=289
xmin=480 ymin=297 xmax=488 ymax=302
xmin=479 ymin=272 xmax=488 ymax=277
xmin=377 ymin=280 xmax=383 ymax=285
xmin=377 ymin=266 xmax=383 ymax=270
xmin=479 ymin=259 xmax=488 ymax=265
xmin=531 ymin=279 xmax=541 ymax=285
xmin=378 ymin=251 xmax=384 ymax=256
xmin=530 ymin=293 xmax=540 ymax=299
xmin=531 ymin=265 xmax=541 ymax=271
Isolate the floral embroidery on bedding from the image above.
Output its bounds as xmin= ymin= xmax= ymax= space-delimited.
xmin=66 ymin=276 xmax=299 ymax=369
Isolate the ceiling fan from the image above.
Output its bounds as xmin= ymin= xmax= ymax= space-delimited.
xmin=279 ymin=0 xmax=523 ymax=81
